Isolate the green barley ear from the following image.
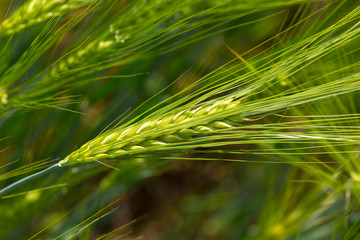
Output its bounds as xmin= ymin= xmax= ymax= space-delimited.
xmin=0 ymin=0 xmax=98 ymax=36
xmin=57 ymin=97 xmax=244 ymax=166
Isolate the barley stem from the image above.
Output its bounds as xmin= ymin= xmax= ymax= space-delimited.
xmin=0 ymin=164 xmax=59 ymax=198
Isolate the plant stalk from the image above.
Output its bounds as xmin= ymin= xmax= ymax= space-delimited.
xmin=0 ymin=164 xmax=60 ymax=198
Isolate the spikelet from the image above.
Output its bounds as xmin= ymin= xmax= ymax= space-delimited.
xmin=58 ymin=97 xmax=243 ymax=166
xmin=45 ymin=0 xmax=173 ymax=79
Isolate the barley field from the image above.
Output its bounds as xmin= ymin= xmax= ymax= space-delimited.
xmin=1 ymin=0 xmax=360 ymax=239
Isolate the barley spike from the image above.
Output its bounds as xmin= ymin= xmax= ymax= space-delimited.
xmin=0 ymin=0 xmax=96 ymax=36
xmin=58 ymin=97 xmax=243 ymax=166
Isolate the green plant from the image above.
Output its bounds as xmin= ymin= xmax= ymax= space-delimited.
xmin=1 ymin=0 xmax=360 ymax=239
